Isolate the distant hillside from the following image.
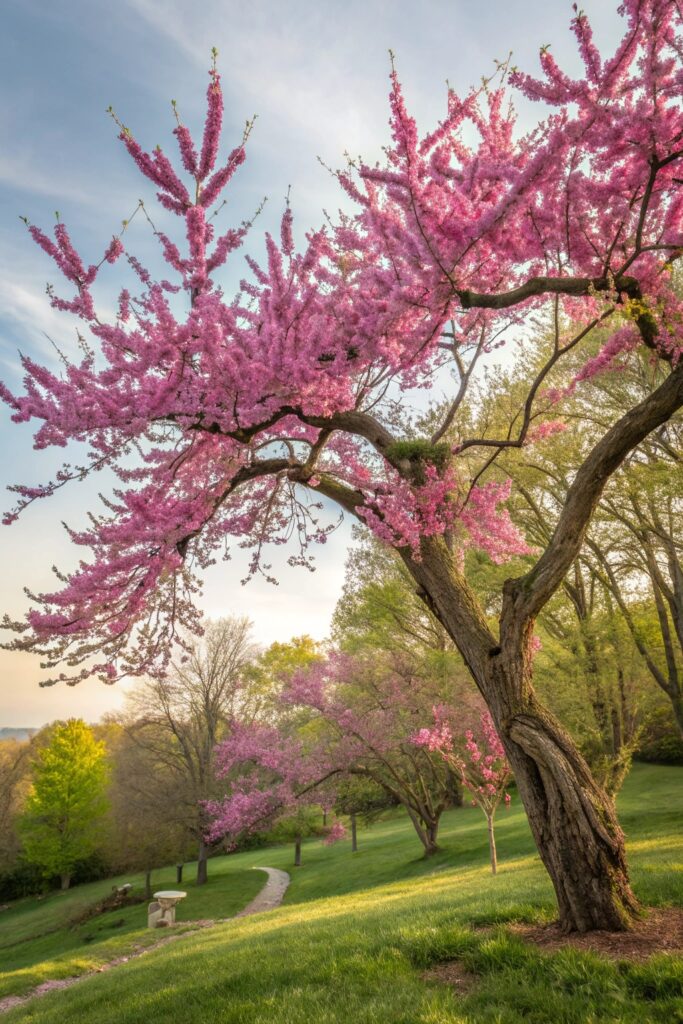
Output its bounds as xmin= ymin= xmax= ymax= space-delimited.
xmin=0 ymin=727 xmax=37 ymax=742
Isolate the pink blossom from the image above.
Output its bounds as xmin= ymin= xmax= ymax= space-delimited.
xmin=323 ymin=820 xmax=347 ymax=845
xmin=104 ymin=237 xmax=124 ymax=264
xmin=2 ymin=6 xmax=681 ymax=687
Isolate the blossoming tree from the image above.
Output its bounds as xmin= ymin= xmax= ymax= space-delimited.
xmin=414 ymin=710 xmax=512 ymax=874
xmin=2 ymin=1 xmax=682 ymax=931
xmin=208 ymin=654 xmax=467 ymax=856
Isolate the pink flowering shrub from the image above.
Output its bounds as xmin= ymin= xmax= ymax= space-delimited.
xmin=323 ymin=820 xmax=347 ymax=845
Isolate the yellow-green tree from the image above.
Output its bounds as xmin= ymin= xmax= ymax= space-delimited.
xmin=20 ymin=720 xmax=108 ymax=890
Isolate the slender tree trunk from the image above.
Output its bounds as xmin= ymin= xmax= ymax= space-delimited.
xmin=145 ymin=869 xmax=152 ymax=899
xmin=322 ymin=810 xmax=327 ymax=827
xmin=405 ymin=805 xmax=440 ymax=856
xmin=176 ymin=863 xmax=183 ymax=885
xmin=294 ymin=837 xmax=302 ymax=867
xmin=196 ymin=837 xmax=208 ymax=886
xmin=486 ymin=813 xmax=497 ymax=875
xmin=60 ymin=873 xmax=71 ymax=891
xmin=351 ymin=812 xmax=358 ymax=853
xmin=407 ymin=537 xmax=639 ymax=932
xmin=447 ymin=771 xmax=464 ymax=808
xmin=426 ymin=819 xmax=440 ymax=854
xmin=672 ymin=694 xmax=683 ymax=740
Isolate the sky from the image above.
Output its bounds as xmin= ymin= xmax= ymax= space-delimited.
xmin=0 ymin=0 xmax=628 ymax=727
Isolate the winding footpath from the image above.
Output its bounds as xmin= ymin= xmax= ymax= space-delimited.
xmin=0 ymin=867 xmax=290 ymax=1016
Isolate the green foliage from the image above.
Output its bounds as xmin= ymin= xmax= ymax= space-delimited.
xmin=244 ymin=636 xmax=322 ymax=714
xmin=268 ymin=805 xmax=324 ymax=846
xmin=334 ymin=776 xmax=396 ymax=822
xmin=636 ymin=706 xmax=683 ymax=764
xmin=386 ymin=439 xmax=452 ymax=473
xmin=19 ymin=720 xmax=108 ymax=887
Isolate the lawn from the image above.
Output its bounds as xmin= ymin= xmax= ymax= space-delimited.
xmin=1 ymin=763 xmax=681 ymax=1023
xmin=0 ymin=862 xmax=265 ymax=999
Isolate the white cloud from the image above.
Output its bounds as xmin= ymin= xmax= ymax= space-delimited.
xmin=0 ymin=278 xmax=76 ymax=370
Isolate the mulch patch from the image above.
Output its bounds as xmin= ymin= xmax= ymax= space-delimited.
xmin=422 ymin=960 xmax=478 ymax=994
xmin=510 ymin=907 xmax=683 ymax=962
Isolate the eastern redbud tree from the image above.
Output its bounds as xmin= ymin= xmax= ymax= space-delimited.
xmin=414 ymin=711 xmax=512 ymax=874
xmin=2 ymin=2 xmax=682 ymax=931
xmin=208 ymin=654 xmax=466 ymax=856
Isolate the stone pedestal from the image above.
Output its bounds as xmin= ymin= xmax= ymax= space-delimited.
xmin=147 ymin=890 xmax=187 ymax=928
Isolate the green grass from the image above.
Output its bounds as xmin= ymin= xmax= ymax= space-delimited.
xmin=1 ymin=763 xmax=682 ymax=1023
xmin=0 ymin=862 xmax=265 ymax=998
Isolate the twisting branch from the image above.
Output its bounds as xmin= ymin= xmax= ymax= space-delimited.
xmin=503 ymin=360 xmax=683 ymax=632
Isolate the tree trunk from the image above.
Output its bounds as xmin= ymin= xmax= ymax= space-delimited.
xmin=144 ymin=869 xmax=152 ymax=899
xmin=672 ymin=693 xmax=683 ymax=740
xmin=447 ymin=771 xmax=464 ymax=808
xmin=60 ymin=873 xmax=71 ymax=891
xmin=294 ymin=837 xmax=302 ymax=867
xmin=491 ymin=668 xmax=638 ymax=932
xmin=351 ymin=813 xmax=358 ymax=853
xmin=486 ymin=813 xmax=497 ymax=875
xmin=406 ymin=537 xmax=639 ymax=932
xmin=405 ymin=805 xmax=440 ymax=856
xmin=196 ymin=837 xmax=208 ymax=886
xmin=176 ymin=864 xmax=183 ymax=885
xmin=322 ymin=810 xmax=327 ymax=827
xmin=425 ymin=819 xmax=440 ymax=855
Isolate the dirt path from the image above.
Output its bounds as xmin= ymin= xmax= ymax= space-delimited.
xmin=0 ymin=866 xmax=290 ymax=1016
xmin=235 ymin=868 xmax=290 ymax=917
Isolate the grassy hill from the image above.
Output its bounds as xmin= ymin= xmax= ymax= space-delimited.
xmin=1 ymin=763 xmax=681 ymax=1023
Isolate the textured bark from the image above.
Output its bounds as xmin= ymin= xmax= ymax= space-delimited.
xmin=500 ymin=698 xmax=637 ymax=931
xmin=60 ymin=873 xmax=71 ymax=891
xmin=406 ymin=536 xmax=639 ymax=932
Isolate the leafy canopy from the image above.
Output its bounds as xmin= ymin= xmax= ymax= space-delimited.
xmin=20 ymin=719 xmax=108 ymax=882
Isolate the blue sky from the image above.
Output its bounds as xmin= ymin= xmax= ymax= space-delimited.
xmin=0 ymin=0 xmax=627 ymax=726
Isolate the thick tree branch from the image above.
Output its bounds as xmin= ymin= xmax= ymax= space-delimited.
xmin=457 ymin=273 xmax=663 ymax=353
xmin=503 ymin=360 xmax=683 ymax=631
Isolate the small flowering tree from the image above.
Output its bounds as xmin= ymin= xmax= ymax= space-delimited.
xmin=415 ymin=711 xmax=511 ymax=874
xmin=208 ymin=654 xmax=468 ymax=856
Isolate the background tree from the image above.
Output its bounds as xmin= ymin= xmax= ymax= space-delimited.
xmin=210 ymin=653 xmax=475 ymax=856
xmin=484 ymin=341 xmax=683 ymax=783
xmin=0 ymin=738 xmax=33 ymax=876
xmin=243 ymin=635 xmax=323 ymax=721
xmin=269 ymin=806 xmax=326 ymax=868
xmin=415 ymin=711 xmax=512 ymax=874
xmin=19 ymin=720 xmax=108 ymax=890
xmin=3 ymin=0 xmax=683 ymax=931
xmin=332 ymin=529 xmax=454 ymax=660
xmin=333 ymin=776 xmax=394 ymax=852
xmin=122 ymin=616 xmax=256 ymax=885
xmin=105 ymin=723 xmax=191 ymax=896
